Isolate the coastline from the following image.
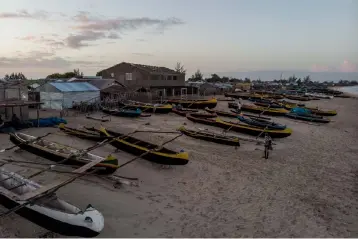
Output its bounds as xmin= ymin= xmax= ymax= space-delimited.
xmin=329 ymin=86 xmax=358 ymax=98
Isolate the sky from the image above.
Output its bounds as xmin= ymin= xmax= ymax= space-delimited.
xmin=0 ymin=0 xmax=357 ymax=79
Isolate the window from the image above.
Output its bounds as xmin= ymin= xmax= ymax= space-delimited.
xmin=173 ymin=76 xmax=177 ymax=80
xmin=125 ymin=73 xmax=132 ymax=81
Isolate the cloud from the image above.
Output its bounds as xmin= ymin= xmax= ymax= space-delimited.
xmin=0 ymin=50 xmax=101 ymax=69
xmin=63 ymin=12 xmax=184 ymax=48
xmin=65 ymin=31 xmax=106 ymax=48
xmin=132 ymin=53 xmax=154 ymax=57
xmin=12 ymin=10 xmax=185 ymax=49
xmin=0 ymin=10 xmax=48 ymax=19
xmin=17 ymin=35 xmax=65 ymax=49
xmin=107 ymin=32 xmax=121 ymax=39
xmin=339 ymin=60 xmax=357 ymax=72
xmin=311 ymin=60 xmax=358 ymax=73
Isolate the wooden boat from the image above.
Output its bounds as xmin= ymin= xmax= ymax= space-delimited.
xmin=285 ymin=95 xmax=311 ymax=101
xmin=62 ymin=125 xmax=189 ymax=165
xmin=282 ymin=104 xmax=337 ymax=116
xmin=167 ymin=98 xmax=217 ymax=109
xmin=119 ymin=101 xmax=172 ymax=114
xmin=0 ymin=167 xmax=104 ymax=237
xmin=229 ymin=110 xmax=272 ymax=121
xmin=101 ymin=107 xmax=142 ymax=117
xmin=9 ymin=132 xmax=119 ymax=174
xmin=237 ymin=115 xmax=286 ymax=130
xmin=177 ymin=126 xmax=240 ymax=146
xmin=172 ymin=108 xmax=218 ymax=118
xmin=305 ymin=93 xmax=333 ymax=99
xmin=217 ymin=97 xmax=235 ymax=102
xmin=253 ymin=102 xmax=284 ymax=108
xmin=205 ymin=108 xmax=238 ymax=118
xmin=186 ymin=114 xmax=292 ymax=138
xmin=285 ymin=113 xmax=330 ymax=123
xmin=240 ymin=104 xmax=289 ymax=116
xmin=308 ymin=108 xmax=337 ymax=116
xmin=224 ymin=92 xmax=251 ymax=99
xmin=171 ymin=108 xmax=199 ymax=117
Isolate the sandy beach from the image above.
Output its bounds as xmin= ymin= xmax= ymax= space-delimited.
xmin=1 ymin=96 xmax=358 ymax=237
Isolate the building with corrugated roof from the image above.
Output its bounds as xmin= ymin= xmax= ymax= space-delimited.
xmin=35 ymin=82 xmax=100 ymax=110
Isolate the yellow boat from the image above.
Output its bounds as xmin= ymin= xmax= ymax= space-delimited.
xmin=167 ymin=98 xmax=217 ymax=109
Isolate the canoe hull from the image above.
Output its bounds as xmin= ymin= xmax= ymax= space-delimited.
xmin=9 ymin=134 xmax=117 ymax=174
xmin=167 ymin=99 xmax=217 ymax=109
xmin=285 ymin=113 xmax=330 ymax=123
xmin=178 ymin=127 xmax=240 ymax=146
xmin=0 ymin=194 xmax=100 ymax=237
xmin=61 ymin=126 xmax=189 ymax=166
xmin=240 ymin=106 xmax=289 ymax=116
xmin=186 ymin=115 xmax=292 ymax=138
xmin=102 ymin=108 xmax=141 ymax=117
xmin=237 ymin=115 xmax=286 ymax=130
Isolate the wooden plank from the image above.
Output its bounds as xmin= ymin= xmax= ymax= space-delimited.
xmin=72 ymin=156 xmax=105 ymax=173
xmin=0 ymin=186 xmax=21 ymax=201
xmin=20 ymin=157 xmax=105 ymax=201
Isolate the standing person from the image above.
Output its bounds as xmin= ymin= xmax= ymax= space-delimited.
xmin=235 ymin=98 xmax=243 ymax=113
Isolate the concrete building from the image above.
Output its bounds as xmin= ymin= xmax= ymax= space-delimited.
xmin=96 ymin=62 xmax=185 ymax=92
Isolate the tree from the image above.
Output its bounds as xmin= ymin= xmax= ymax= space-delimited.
xmin=303 ymin=75 xmax=311 ymax=85
xmin=244 ymin=77 xmax=251 ymax=83
xmin=175 ymin=62 xmax=186 ymax=74
xmin=3 ymin=72 xmax=27 ymax=80
xmin=46 ymin=69 xmax=84 ymax=79
xmin=189 ymin=69 xmax=203 ymax=81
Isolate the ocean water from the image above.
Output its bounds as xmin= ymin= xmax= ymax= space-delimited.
xmin=338 ymin=86 xmax=358 ymax=95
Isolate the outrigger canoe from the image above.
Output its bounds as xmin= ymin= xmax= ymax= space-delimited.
xmin=205 ymin=107 xmax=272 ymax=120
xmin=186 ymin=114 xmax=292 ymax=138
xmin=9 ymin=132 xmax=119 ymax=174
xmin=177 ymin=126 xmax=240 ymax=146
xmin=282 ymin=104 xmax=337 ymax=116
xmin=172 ymin=108 xmax=216 ymax=118
xmin=237 ymin=115 xmax=287 ymax=130
xmin=167 ymin=98 xmax=217 ymax=109
xmin=59 ymin=124 xmax=189 ymax=165
xmin=240 ymin=104 xmax=289 ymax=116
xmin=118 ymin=102 xmax=172 ymax=114
xmin=0 ymin=168 xmax=104 ymax=237
xmin=101 ymin=107 xmax=142 ymax=117
xmin=285 ymin=113 xmax=331 ymax=123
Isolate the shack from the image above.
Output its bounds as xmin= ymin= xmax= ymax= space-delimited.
xmin=35 ymin=82 xmax=100 ymax=110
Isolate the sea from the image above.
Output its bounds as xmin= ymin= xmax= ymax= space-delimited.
xmin=337 ymin=86 xmax=358 ymax=96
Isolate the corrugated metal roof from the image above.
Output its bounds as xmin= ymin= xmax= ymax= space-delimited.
xmin=50 ymin=82 xmax=99 ymax=92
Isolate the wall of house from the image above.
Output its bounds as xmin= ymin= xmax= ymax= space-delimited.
xmin=98 ymin=63 xmax=185 ymax=87
xmin=0 ymin=85 xmax=29 ymax=121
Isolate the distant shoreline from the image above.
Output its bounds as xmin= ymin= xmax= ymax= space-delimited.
xmin=330 ymin=86 xmax=358 ymax=97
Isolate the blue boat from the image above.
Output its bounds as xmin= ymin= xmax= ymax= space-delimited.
xmin=237 ymin=115 xmax=287 ymax=130
xmin=102 ymin=107 xmax=142 ymax=117
xmin=285 ymin=107 xmax=330 ymax=123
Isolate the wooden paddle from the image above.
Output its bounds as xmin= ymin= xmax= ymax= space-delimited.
xmin=0 ymin=132 xmax=52 ymax=153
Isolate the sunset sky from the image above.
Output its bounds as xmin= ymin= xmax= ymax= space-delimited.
xmin=0 ymin=0 xmax=357 ymax=79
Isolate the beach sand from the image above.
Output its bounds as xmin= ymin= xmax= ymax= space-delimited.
xmin=0 ymin=96 xmax=358 ymax=237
